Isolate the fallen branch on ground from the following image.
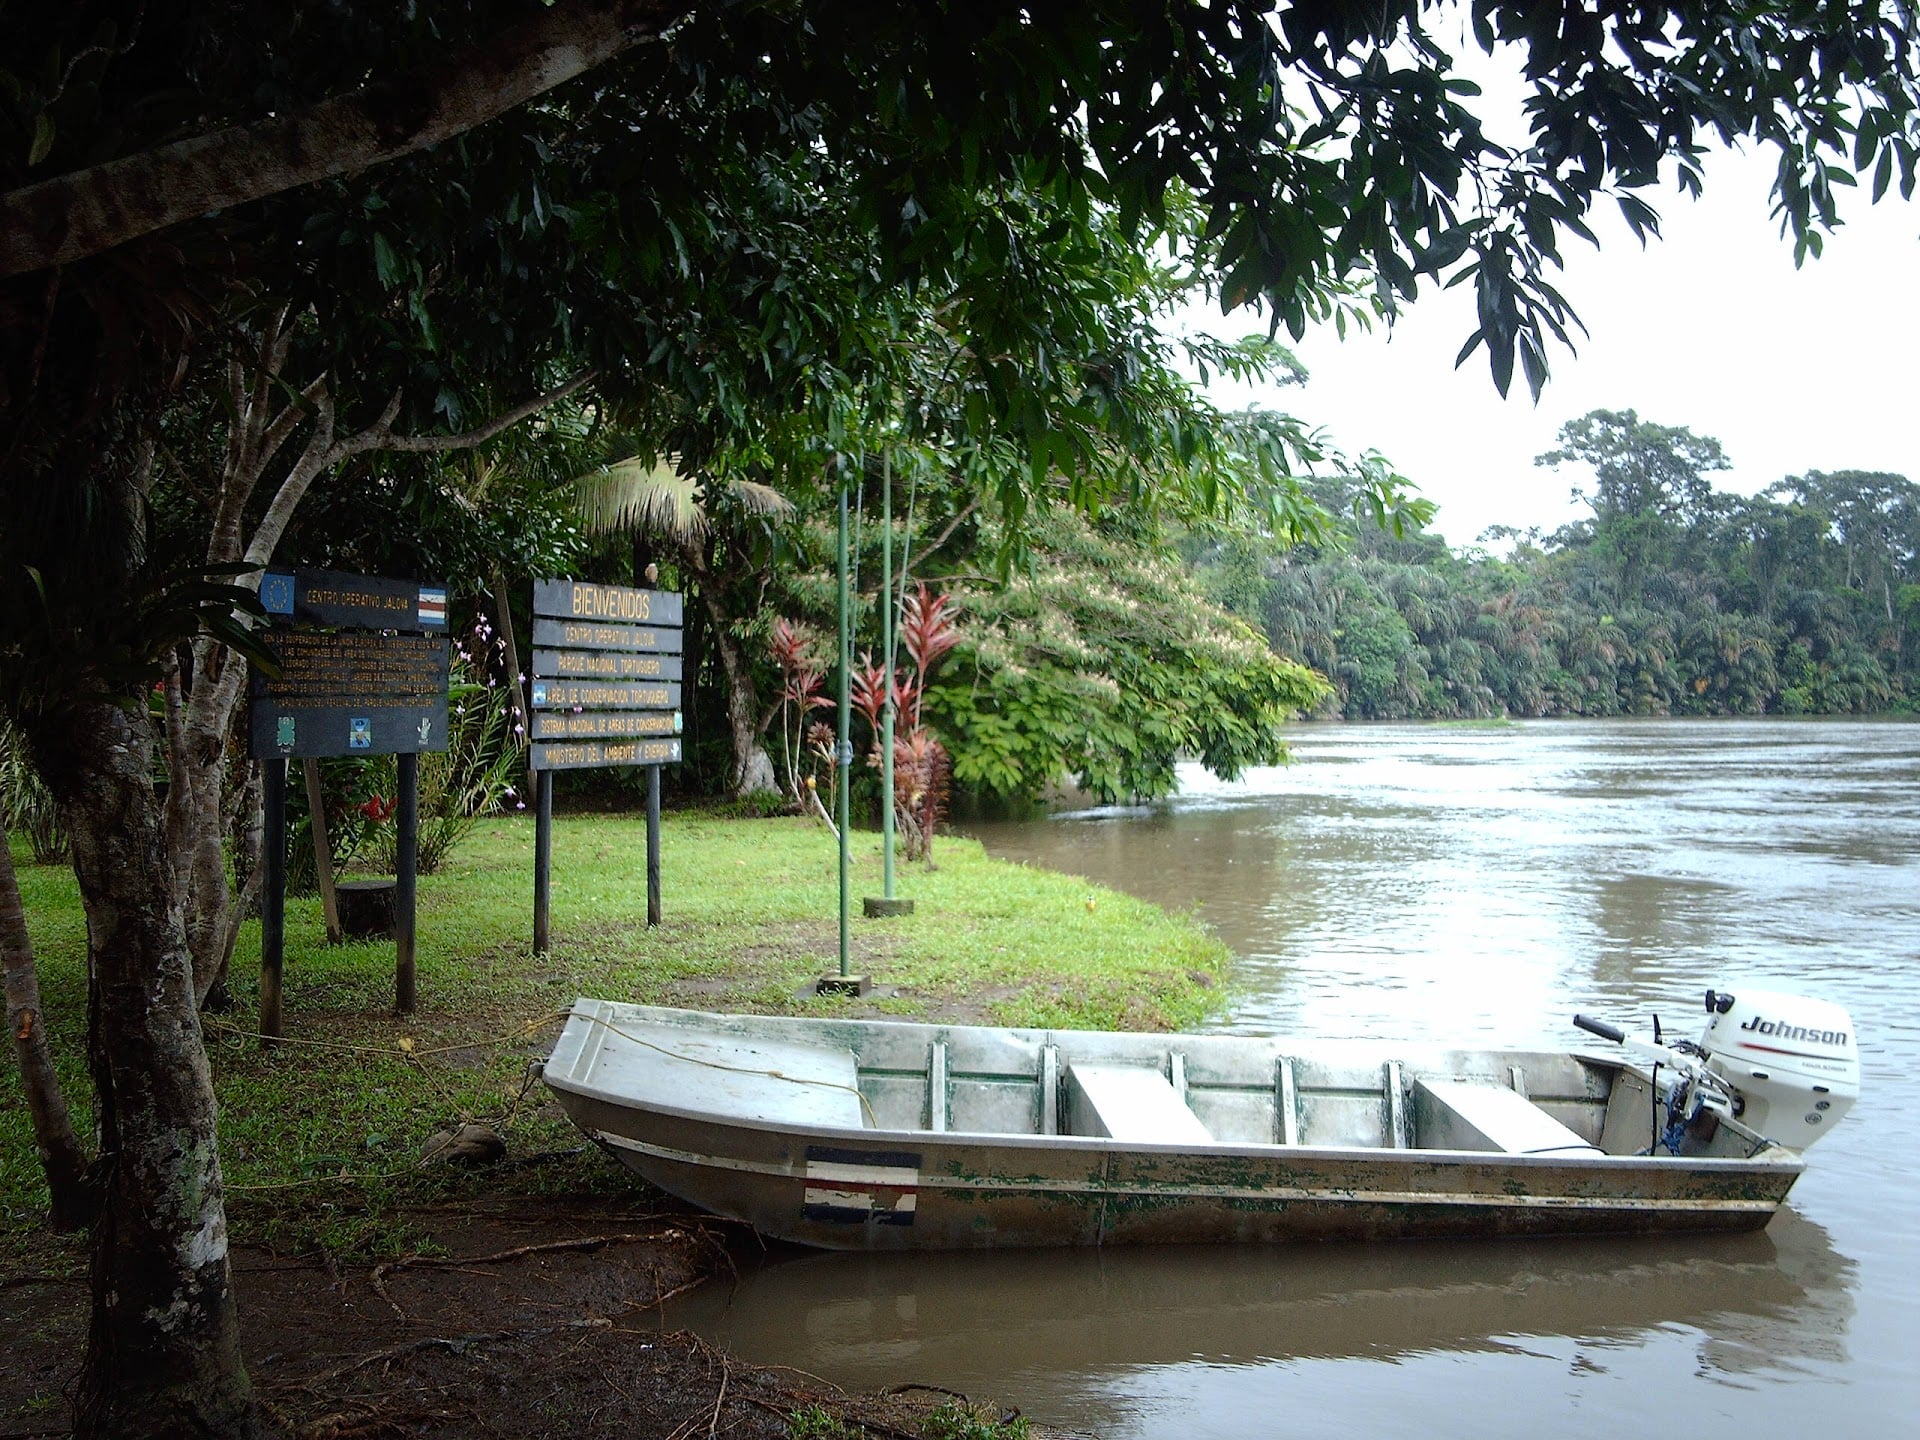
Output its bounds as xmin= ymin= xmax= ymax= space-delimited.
xmin=278 ymin=1317 xmax=616 ymax=1389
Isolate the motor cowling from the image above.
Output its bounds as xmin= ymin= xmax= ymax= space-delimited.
xmin=1700 ymin=986 xmax=1859 ymax=1152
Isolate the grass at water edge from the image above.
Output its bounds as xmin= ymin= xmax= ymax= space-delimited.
xmin=2 ymin=812 xmax=1230 ymax=1260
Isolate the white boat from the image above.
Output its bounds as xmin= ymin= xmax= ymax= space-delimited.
xmin=540 ymin=987 xmax=1859 ymax=1249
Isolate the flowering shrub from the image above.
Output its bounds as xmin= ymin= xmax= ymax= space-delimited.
xmin=926 ymin=507 xmax=1326 ymax=802
xmin=282 ymin=754 xmax=387 ymax=895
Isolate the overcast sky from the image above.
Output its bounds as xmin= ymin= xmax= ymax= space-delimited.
xmin=1185 ymin=96 xmax=1920 ymax=551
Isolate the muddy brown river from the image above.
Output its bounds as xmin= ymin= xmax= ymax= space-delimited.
xmin=675 ymin=719 xmax=1920 ymax=1437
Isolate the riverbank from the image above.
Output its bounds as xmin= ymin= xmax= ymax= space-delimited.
xmin=3 ymin=812 xmax=1230 ymax=1436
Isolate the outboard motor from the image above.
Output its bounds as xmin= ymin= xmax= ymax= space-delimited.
xmin=1574 ymin=985 xmax=1859 ymax=1153
xmin=1698 ymin=986 xmax=1859 ymax=1151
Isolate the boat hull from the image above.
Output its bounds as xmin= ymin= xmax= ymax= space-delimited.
xmin=544 ymin=1002 xmax=1802 ymax=1250
xmin=562 ymin=1091 xmax=1793 ymax=1249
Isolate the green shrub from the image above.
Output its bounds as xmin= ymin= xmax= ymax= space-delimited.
xmin=787 ymin=1405 xmax=862 ymax=1439
xmin=922 ymin=1400 xmax=1029 ymax=1440
xmin=369 ymin=650 xmax=525 ymax=876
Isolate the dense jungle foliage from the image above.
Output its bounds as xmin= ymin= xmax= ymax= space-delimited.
xmin=581 ymin=478 xmax=1332 ymax=809
xmin=1194 ymin=410 xmax=1920 ymax=719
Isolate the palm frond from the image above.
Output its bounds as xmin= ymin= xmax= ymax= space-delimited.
xmin=569 ymin=456 xmax=793 ymax=539
xmin=721 ymin=477 xmax=794 ymax=518
xmin=572 ymin=457 xmax=704 ymax=539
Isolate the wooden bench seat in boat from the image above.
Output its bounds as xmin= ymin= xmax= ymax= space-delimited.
xmin=1411 ymin=1077 xmax=1601 ymax=1155
xmin=1066 ymin=1063 xmax=1214 ymax=1144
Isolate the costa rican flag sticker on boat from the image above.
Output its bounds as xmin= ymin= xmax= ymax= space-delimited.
xmin=803 ymin=1146 xmax=920 ymax=1226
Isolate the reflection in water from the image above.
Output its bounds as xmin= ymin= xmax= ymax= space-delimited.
xmin=685 ymin=721 xmax=1920 ymax=1436
xmin=671 ymin=1210 xmax=1856 ymax=1437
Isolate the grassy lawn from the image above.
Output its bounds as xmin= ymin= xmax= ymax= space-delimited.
xmin=2 ymin=812 xmax=1228 ymax=1259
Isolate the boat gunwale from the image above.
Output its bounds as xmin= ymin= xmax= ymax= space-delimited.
xmin=543 ymin=1000 xmax=1803 ymax=1175
xmin=541 ymin=1065 xmax=1805 ymax=1176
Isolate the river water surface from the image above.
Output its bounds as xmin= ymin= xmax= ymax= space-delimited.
xmin=676 ymin=719 xmax=1920 ymax=1437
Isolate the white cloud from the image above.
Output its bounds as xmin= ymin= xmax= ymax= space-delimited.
xmin=1183 ymin=85 xmax=1920 ymax=549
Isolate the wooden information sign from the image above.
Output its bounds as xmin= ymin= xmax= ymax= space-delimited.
xmin=528 ymin=578 xmax=686 ymax=947
xmin=249 ymin=631 xmax=449 ymax=759
xmin=247 ymin=567 xmax=451 ymax=1040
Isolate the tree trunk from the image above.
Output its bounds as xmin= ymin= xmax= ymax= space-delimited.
xmin=166 ymin=648 xmax=241 ymax=1004
xmin=41 ymin=701 xmax=261 ymax=1440
xmin=205 ymin=762 xmax=267 ymax=1012
xmin=2 ymin=326 xmax=258 ymax=1430
xmin=683 ymin=547 xmax=776 ymax=797
xmin=1 ymin=827 xmax=94 ymax=1230
xmin=683 ymin=561 xmax=704 ymax=779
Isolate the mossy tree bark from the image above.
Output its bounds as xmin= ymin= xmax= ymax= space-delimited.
xmin=7 ymin=380 xmax=263 ymax=1435
xmin=37 ymin=699 xmax=261 ymax=1439
xmin=25 ymin=695 xmax=261 ymax=1436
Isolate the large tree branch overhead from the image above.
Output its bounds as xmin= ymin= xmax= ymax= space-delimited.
xmin=0 ymin=0 xmax=692 ymax=279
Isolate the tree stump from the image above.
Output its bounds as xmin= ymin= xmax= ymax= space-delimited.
xmin=335 ymin=879 xmax=397 ymax=940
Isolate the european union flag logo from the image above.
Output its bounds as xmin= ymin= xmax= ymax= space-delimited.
xmin=260 ymin=572 xmax=295 ymax=616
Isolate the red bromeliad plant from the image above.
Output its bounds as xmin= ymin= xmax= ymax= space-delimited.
xmin=890 ymin=726 xmax=951 ymax=863
xmin=850 ymin=653 xmax=890 ymax=732
xmin=804 ymin=720 xmax=840 ymax=814
xmin=862 ymin=582 xmax=960 ymax=862
xmin=897 ymin=584 xmax=960 ymax=729
xmin=771 ymin=588 xmax=958 ymax=855
xmin=770 ymin=618 xmax=833 ymax=808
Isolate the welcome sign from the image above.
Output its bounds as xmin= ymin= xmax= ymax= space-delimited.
xmin=528 ymin=579 xmax=684 ymax=772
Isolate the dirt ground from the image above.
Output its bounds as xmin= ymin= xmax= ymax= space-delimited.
xmin=1 ymin=1193 xmax=1048 ymax=1440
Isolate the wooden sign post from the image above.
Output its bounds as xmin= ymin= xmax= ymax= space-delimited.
xmin=529 ymin=578 xmax=685 ymax=952
xmin=248 ymin=568 xmax=450 ymax=1040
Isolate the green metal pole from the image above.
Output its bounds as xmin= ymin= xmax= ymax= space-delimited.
xmin=837 ymin=480 xmax=852 ymax=977
xmin=881 ymin=454 xmax=896 ymax=899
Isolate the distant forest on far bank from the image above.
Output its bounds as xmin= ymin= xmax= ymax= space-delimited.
xmin=1190 ymin=409 xmax=1920 ymax=720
